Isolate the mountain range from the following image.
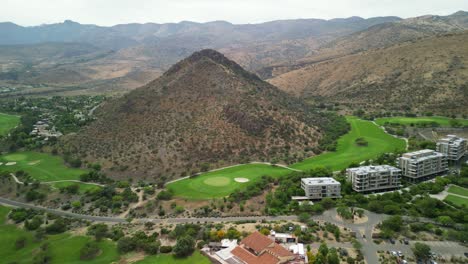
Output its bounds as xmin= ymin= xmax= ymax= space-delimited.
xmin=1 ymin=11 xmax=467 ymax=114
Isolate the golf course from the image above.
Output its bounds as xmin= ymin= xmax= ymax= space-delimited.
xmin=0 ymin=112 xmax=20 ymax=136
xmin=0 ymin=206 xmax=119 ymax=264
xmin=375 ymin=116 xmax=468 ymax=127
xmin=444 ymin=185 xmax=468 ymax=207
xmin=0 ymin=151 xmax=87 ymax=182
xmin=168 ymin=117 xmax=407 ymax=200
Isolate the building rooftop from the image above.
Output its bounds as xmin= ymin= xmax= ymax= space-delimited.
xmin=240 ymin=231 xmax=274 ymax=253
xmin=438 ymin=135 xmax=466 ymax=144
xmin=301 ymin=177 xmax=340 ymax=185
xmin=401 ymin=149 xmax=445 ymax=160
xmin=347 ymin=165 xmax=401 ymax=174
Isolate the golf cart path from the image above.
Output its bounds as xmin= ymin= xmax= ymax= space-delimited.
xmin=9 ymin=173 xmax=104 ymax=187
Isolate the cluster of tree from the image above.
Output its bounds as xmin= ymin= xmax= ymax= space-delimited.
xmin=117 ymin=231 xmax=161 ymax=254
xmin=317 ymin=114 xmax=350 ymax=152
xmin=354 ymin=137 xmax=368 ymax=147
xmin=307 ymin=243 xmax=341 ymax=264
xmin=79 ymin=170 xmax=112 ymax=184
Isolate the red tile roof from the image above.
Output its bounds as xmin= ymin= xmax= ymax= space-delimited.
xmin=240 ymin=231 xmax=274 ymax=253
xmin=232 ymin=246 xmax=279 ymax=264
xmin=269 ymin=243 xmax=294 ymax=258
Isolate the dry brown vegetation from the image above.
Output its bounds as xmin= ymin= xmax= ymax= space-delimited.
xmin=62 ymin=50 xmax=334 ymax=181
xmin=270 ymin=31 xmax=468 ymax=115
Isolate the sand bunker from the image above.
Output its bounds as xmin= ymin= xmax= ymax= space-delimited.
xmin=28 ymin=160 xmax=41 ymax=165
xmin=5 ymin=162 xmax=17 ymax=166
xmin=0 ymin=162 xmax=3 ymax=166
xmin=234 ymin=178 xmax=249 ymax=183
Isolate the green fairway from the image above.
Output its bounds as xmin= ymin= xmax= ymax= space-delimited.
xmin=0 ymin=206 xmax=119 ymax=264
xmin=291 ymin=117 xmax=406 ymax=171
xmin=447 ymin=185 xmax=468 ymax=197
xmin=375 ymin=116 xmax=468 ymax=127
xmin=168 ymin=164 xmax=292 ymax=199
xmin=168 ymin=117 xmax=406 ymax=199
xmin=51 ymin=182 xmax=102 ymax=194
xmin=0 ymin=151 xmax=87 ymax=181
xmin=0 ymin=112 xmax=20 ymax=136
xmin=444 ymin=194 xmax=468 ymax=207
xmin=136 ymin=251 xmax=211 ymax=264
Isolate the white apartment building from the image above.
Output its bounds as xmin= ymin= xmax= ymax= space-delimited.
xmin=301 ymin=177 xmax=341 ymax=199
xmin=346 ymin=165 xmax=401 ymax=193
xmin=436 ymin=135 xmax=467 ymax=161
xmin=398 ymin=149 xmax=448 ymax=181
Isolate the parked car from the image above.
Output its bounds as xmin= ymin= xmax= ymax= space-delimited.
xmin=464 ymin=252 xmax=468 ymax=257
xmin=403 ymin=238 xmax=409 ymax=245
xmin=389 ymin=238 xmax=396 ymax=244
xmin=391 ymin=251 xmax=398 ymax=256
xmin=397 ymin=251 xmax=403 ymax=257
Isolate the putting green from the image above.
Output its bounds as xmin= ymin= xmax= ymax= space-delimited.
xmin=204 ymin=177 xmax=231 ymax=186
xmin=0 ymin=112 xmax=20 ymax=136
xmin=0 ymin=151 xmax=87 ymax=182
xmin=168 ymin=117 xmax=407 ymax=200
xmin=3 ymin=153 xmax=28 ymax=161
xmin=375 ymin=116 xmax=468 ymax=127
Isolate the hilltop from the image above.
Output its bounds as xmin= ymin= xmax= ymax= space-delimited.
xmin=63 ymin=50 xmax=345 ymax=181
xmin=269 ymin=31 xmax=468 ymax=114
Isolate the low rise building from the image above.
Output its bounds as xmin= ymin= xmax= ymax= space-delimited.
xmin=436 ymin=135 xmax=467 ymax=161
xmin=398 ymin=149 xmax=448 ymax=181
xmin=346 ymin=165 xmax=401 ymax=193
xmin=301 ymin=177 xmax=341 ymax=199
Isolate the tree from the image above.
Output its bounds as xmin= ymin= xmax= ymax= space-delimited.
xmin=80 ymin=241 xmax=100 ymax=260
xmin=318 ymin=242 xmax=328 ymax=257
xmin=298 ymin=212 xmax=311 ymax=223
xmin=328 ymin=248 xmax=340 ymax=264
xmin=321 ymin=198 xmax=335 ymax=210
xmin=117 ymin=237 xmax=136 ymax=253
xmin=173 ymin=235 xmax=195 ymax=257
xmin=87 ymin=223 xmax=109 ymax=241
xmin=437 ymin=216 xmax=455 ymax=226
xmin=381 ymin=215 xmax=403 ymax=233
xmin=412 ymin=242 xmax=431 ymax=261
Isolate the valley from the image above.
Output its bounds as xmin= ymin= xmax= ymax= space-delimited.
xmin=0 ymin=7 xmax=468 ymax=264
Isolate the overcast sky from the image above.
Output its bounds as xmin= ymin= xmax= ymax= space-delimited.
xmin=2 ymin=0 xmax=468 ymax=26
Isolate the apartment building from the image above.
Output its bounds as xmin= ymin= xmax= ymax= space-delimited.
xmin=346 ymin=165 xmax=401 ymax=193
xmin=301 ymin=177 xmax=341 ymax=199
xmin=398 ymin=149 xmax=448 ymax=181
xmin=436 ymin=135 xmax=467 ymax=161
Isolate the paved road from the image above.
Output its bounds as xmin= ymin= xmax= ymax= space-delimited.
xmin=0 ymin=197 xmax=126 ymax=223
xmin=0 ymin=196 xmax=297 ymax=224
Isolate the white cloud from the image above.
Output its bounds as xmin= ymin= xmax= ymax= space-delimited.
xmin=1 ymin=0 xmax=467 ymax=26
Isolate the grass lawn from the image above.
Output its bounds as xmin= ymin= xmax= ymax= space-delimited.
xmin=444 ymin=194 xmax=468 ymax=207
xmin=0 ymin=206 xmax=119 ymax=264
xmin=168 ymin=164 xmax=292 ymax=199
xmin=447 ymin=185 xmax=468 ymax=197
xmin=375 ymin=116 xmax=468 ymax=127
xmin=168 ymin=117 xmax=406 ymax=200
xmin=136 ymin=251 xmax=211 ymax=264
xmin=51 ymin=182 xmax=102 ymax=194
xmin=0 ymin=151 xmax=87 ymax=181
xmin=0 ymin=112 xmax=20 ymax=136
xmin=291 ymin=116 xmax=406 ymax=171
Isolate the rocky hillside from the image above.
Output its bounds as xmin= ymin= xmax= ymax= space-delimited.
xmin=63 ymin=50 xmax=342 ymax=181
xmin=269 ymin=32 xmax=468 ymax=115
xmin=259 ymin=11 xmax=468 ymax=79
